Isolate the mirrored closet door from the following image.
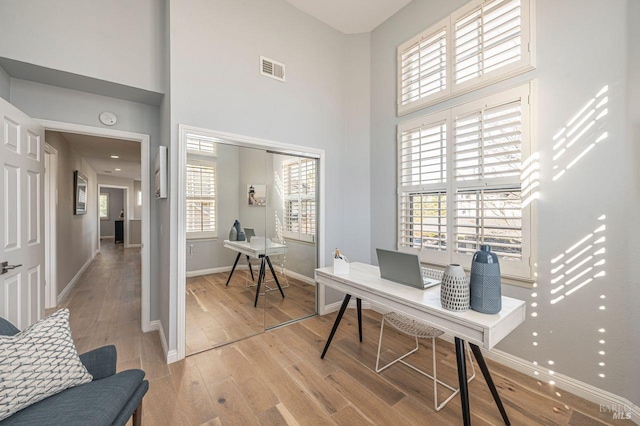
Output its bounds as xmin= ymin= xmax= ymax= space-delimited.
xmin=184 ymin=133 xmax=318 ymax=356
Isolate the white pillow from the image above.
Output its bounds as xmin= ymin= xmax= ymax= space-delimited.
xmin=0 ymin=309 xmax=92 ymax=420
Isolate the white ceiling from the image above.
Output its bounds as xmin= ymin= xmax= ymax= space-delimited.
xmin=285 ymin=0 xmax=412 ymax=34
xmin=59 ymin=132 xmax=142 ymax=180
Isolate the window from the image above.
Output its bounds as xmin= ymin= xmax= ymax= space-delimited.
xmin=397 ymin=83 xmax=534 ymax=280
xmin=397 ymin=0 xmax=534 ymax=116
xmin=137 ymin=190 xmax=142 ymax=206
xmin=186 ymin=135 xmax=217 ymax=239
xmin=283 ymin=158 xmax=316 ymax=242
xmin=99 ymin=193 xmax=109 ymax=220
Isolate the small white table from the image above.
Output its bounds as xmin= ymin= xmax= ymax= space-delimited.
xmin=223 ymin=240 xmax=288 ymax=307
xmin=315 ymin=262 xmax=526 ymax=426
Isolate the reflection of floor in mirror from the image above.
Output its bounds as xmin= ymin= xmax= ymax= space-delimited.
xmin=186 ymin=270 xmax=316 ymax=355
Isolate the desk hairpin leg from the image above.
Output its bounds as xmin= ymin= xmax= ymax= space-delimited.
xmin=246 ymin=256 xmax=254 ymax=281
xmin=320 ymin=294 xmax=363 ymax=359
xmin=226 ymin=253 xmax=242 ymax=287
xmin=470 ymin=344 xmax=510 ymax=425
xmin=265 ymin=256 xmax=285 ymax=299
xmin=253 ymin=258 xmax=266 ymax=307
xmin=455 ymin=338 xmax=471 ymax=426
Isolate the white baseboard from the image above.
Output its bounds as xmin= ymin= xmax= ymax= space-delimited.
xmin=126 ymin=243 xmax=142 ymax=248
xmin=148 ymin=320 xmax=179 ymax=364
xmin=57 ymin=252 xmax=95 ymax=305
xmin=186 ymin=264 xmax=248 ymax=278
xmin=284 ymin=269 xmax=315 ymax=286
xmin=101 ymin=235 xmax=115 ymax=239
xmin=366 ymin=305 xmax=639 ymax=423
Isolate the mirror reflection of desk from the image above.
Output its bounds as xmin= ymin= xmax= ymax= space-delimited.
xmin=114 ymin=220 xmax=124 ymax=244
xmin=223 ymin=240 xmax=288 ymax=307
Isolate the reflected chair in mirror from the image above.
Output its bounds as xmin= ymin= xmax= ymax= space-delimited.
xmin=375 ymin=268 xmax=476 ymax=411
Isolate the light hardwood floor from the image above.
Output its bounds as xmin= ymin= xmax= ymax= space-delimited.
xmin=186 ymin=269 xmax=316 ymax=355
xmin=54 ymin=243 xmax=631 ymax=425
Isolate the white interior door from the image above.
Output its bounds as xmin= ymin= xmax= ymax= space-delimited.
xmin=0 ymin=98 xmax=45 ymax=329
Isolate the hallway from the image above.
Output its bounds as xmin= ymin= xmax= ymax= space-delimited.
xmin=52 ymin=243 xmax=169 ymax=381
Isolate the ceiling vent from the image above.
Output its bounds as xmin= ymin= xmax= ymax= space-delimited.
xmin=260 ymin=56 xmax=285 ymax=82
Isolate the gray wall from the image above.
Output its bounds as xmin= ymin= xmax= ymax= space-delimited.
xmin=12 ymin=80 xmax=162 ymax=322
xmin=0 ymin=0 xmax=164 ymax=93
xmin=370 ymin=0 xmax=639 ymax=405
xmin=625 ymin=0 xmax=640 ymax=405
xmin=99 ymin=187 xmax=124 ymax=237
xmin=343 ymin=33 xmax=372 ymax=264
xmin=0 ymin=64 xmax=9 ymax=101
xmin=45 ymin=131 xmax=98 ymax=297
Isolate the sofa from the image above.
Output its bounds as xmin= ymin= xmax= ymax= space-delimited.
xmin=0 ymin=317 xmax=149 ymax=426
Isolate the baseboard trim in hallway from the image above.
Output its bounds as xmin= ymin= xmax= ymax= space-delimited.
xmin=149 ymin=319 xmax=179 ymax=364
xmin=57 ymin=251 xmax=96 ymax=305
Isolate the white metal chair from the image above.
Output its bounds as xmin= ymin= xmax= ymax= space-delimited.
xmin=375 ymin=266 xmax=476 ymax=411
xmin=376 ymin=312 xmax=476 ymax=411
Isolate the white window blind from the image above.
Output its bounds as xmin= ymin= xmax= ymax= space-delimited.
xmin=186 ymin=162 xmax=217 ymax=238
xmin=186 ymin=135 xmax=218 ymax=156
xmin=283 ymin=158 xmax=316 ymax=243
xmin=397 ymin=83 xmax=533 ymax=279
xmin=397 ymin=0 xmax=533 ymax=116
xmin=454 ymin=0 xmax=523 ymax=86
xmin=399 ymin=24 xmax=448 ymax=108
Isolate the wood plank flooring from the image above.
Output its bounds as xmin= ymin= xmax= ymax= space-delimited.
xmin=186 ymin=268 xmax=316 ymax=355
xmin=53 ymin=243 xmax=632 ymax=426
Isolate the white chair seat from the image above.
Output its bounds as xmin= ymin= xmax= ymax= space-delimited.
xmin=376 ymin=311 xmax=475 ymax=412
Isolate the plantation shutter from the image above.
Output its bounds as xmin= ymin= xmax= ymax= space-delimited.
xmin=450 ymin=84 xmax=530 ymax=276
xmin=397 ymin=111 xmax=450 ymax=264
xmin=283 ymin=158 xmax=316 ymax=242
xmin=186 ymin=163 xmax=217 ymax=238
xmin=454 ymin=0 xmax=525 ymax=87
xmin=399 ymin=24 xmax=448 ymax=111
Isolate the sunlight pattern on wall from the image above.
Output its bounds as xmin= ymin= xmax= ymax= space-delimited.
xmin=552 ymin=86 xmax=609 ymax=182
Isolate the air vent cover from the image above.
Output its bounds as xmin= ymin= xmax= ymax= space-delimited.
xmin=260 ymin=56 xmax=285 ymax=82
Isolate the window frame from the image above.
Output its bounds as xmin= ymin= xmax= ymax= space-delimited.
xmin=99 ymin=193 xmax=109 ymax=221
xmin=282 ymin=157 xmax=317 ymax=243
xmin=397 ymin=82 xmax=536 ymax=283
xmin=186 ymin=138 xmax=218 ymax=240
xmin=397 ymin=0 xmax=535 ymax=117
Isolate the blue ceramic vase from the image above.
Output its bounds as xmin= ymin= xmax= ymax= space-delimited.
xmin=469 ymin=245 xmax=502 ymax=314
xmin=234 ymin=220 xmax=246 ymax=241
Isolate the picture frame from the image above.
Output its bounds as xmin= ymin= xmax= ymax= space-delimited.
xmin=74 ymin=170 xmax=88 ymax=215
xmin=248 ymin=184 xmax=266 ymax=206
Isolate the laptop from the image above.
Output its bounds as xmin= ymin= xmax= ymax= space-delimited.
xmin=376 ymin=249 xmax=441 ymax=289
xmin=244 ymin=228 xmax=256 ymax=242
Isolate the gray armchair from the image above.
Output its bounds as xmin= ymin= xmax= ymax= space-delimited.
xmin=0 ymin=317 xmax=148 ymax=426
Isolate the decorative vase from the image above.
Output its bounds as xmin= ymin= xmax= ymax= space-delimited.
xmin=234 ymin=220 xmax=246 ymax=241
xmin=440 ymin=264 xmax=469 ymax=312
xmin=469 ymin=244 xmax=502 ymax=314
xmin=228 ymin=224 xmax=237 ymax=241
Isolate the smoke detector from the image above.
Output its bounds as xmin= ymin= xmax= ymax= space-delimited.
xmin=260 ymin=56 xmax=285 ymax=82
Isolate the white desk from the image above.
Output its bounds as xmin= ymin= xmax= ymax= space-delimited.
xmin=315 ymin=262 xmax=526 ymax=425
xmin=223 ymin=240 xmax=288 ymax=307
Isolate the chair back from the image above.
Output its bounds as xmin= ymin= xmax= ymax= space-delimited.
xmin=0 ymin=317 xmax=19 ymax=336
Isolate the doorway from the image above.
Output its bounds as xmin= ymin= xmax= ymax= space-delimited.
xmin=38 ymin=120 xmax=152 ymax=332
xmin=44 ymin=143 xmax=58 ymax=309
